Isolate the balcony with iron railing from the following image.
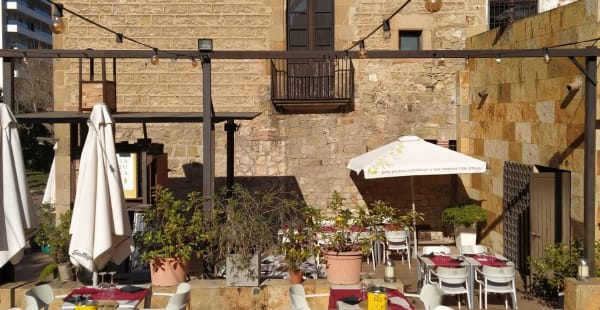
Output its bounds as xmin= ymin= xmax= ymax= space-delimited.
xmin=270 ymin=57 xmax=354 ymax=113
xmin=489 ymin=0 xmax=538 ymax=29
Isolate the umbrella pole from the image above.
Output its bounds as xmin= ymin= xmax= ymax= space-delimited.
xmin=93 ymin=271 xmax=98 ymax=288
xmin=411 ymin=176 xmax=418 ymax=258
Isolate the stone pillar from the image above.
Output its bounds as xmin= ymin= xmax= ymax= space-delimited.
xmin=54 ymin=124 xmax=72 ymax=217
xmin=564 ymin=277 xmax=600 ymax=310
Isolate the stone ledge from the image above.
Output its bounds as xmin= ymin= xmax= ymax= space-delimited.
xmin=564 ymin=277 xmax=600 ymax=310
xmin=1 ymin=278 xmax=404 ymax=309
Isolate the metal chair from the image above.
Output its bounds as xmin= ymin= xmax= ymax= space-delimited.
xmin=140 ymin=282 xmax=191 ymax=310
xmin=404 ymin=283 xmax=443 ymax=310
xmin=460 ymin=244 xmax=488 ymax=255
xmin=385 ymin=229 xmax=411 ymax=269
xmin=475 ymin=265 xmax=518 ymax=309
xmin=422 ymin=245 xmax=451 ymax=255
xmin=429 ymin=266 xmax=471 ymax=309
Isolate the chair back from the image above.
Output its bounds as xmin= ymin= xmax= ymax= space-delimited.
xmin=461 ymin=244 xmax=487 ymax=254
xmin=385 ymin=230 xmax=409 ymax=242
xmin=482 ymin=265 xmax=515 ymax=283
xmin=422 ymin=246 xmax=450 ymax=255
xmin=419 ymin=284 xmax=443 ymax=310
xmin=24 ymin=284 xmax=55 ymax=310
xmin=436 ymin=266 xmax=468 ymax=285
xmin=289 ymin=284 xmax=311 ymax=310
xmin=165 ymin=282 xmax=191 ymax=310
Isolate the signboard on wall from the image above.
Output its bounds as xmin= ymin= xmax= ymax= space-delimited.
xmin=117 ymin=153 xmax=138 ymax=199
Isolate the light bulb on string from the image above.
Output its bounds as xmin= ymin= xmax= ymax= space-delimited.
xmin=358 ymin=40 xmax=367 ymax=59
xmin=464 ymin=56 xmax=470 ymax=67
xmin=424 ymin=0 xmax=442 ymax=12
xmin=50 ymin=3 xmax=65 ymax=34
xmin=191 ymin=58 xmax=198 ymax=67
xmin=382 ymin=20 xmax=392 ymax=39
xmin=150 ymin=49 xmax=159 ymax=65
xmin=543 ymin=48 xmax=551 ymax=64
xmin=495 ymin=54 xmax=502 ymax=64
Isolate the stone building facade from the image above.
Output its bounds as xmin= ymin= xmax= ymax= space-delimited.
xmin=51 ymin=0 xmax=490 ymax=231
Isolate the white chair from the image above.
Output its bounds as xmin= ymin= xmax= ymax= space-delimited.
xmin=289 ymin=284 xmax=329 ymax=310
xmin=24 ymin=284 xmax=66 ymax=310
xmin=140 ymin=282 xmax=191 ymax=310
xmin=429 ymin=266 xmax=471 ymax=309
xmin=475 ymin=265 xmax=518 ymax=309
xmin=385 ymin=230 xmax=411 ymax=269
xmin=422 ymin=246 xmax=451 ymax=255
xmin=404 ymin=283 xmax=443 ymax=310
xmin=461 ymin=244 xmax=488 ymax=255
xmin=434 ymin=306 xmax=455 ymax=310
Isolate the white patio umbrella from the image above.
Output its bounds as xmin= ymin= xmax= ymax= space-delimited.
xmin=0 ymin=103 xmax=38 ymax=268
xmin=347 ymin=135 xmax=487 ymax=256
xmin=42 ymin=143 xmax=57 ymax=205
xmin=69 ymin=103 xmax=133 ymax=287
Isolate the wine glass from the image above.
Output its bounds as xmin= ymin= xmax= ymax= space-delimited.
xmin=98 ymin=272 xmax=108 ymax=289
xmin=108 ymin=271 xmax=118 ymax=298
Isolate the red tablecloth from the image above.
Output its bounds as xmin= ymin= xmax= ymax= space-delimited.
xmin=328 ymin=288 xmax=414 ymax=310
xmin=427 ymin=254 xmax=462 ymax=267
xmin=65 ymin=286 xmax=148 ymax=302
xmin=470 ymin=254 xmax=508 ymax=267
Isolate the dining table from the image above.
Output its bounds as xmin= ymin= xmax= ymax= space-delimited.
xmin=328 ymin=286 xmax=414 ymax=310
xmin=59 ymin=285 xmax=150 ymax=309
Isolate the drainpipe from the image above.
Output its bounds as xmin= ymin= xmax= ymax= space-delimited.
xmin=583 ymin=55 xmax=596 ymax=275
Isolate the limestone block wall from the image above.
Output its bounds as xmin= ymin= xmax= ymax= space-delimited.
xmin=52 ymin=1 xmax=486 ymax=220
xmin=464 ymin=0 xmax=599 ymax=247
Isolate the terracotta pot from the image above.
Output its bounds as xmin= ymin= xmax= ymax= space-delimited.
xmin=289 ymin=269 xmax=304 ymax=284
xmin=150 ymin=258 xmax=189 ymax=286
xmin=325 ymin=251 xmax=363 ymax=284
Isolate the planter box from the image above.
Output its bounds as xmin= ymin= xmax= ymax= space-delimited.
xmin=454 ymin=224 xmax=477 ymax=249
xmin=226 ymin=254 xmax=261 ymax=287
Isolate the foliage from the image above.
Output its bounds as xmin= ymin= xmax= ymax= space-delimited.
xmin=208 ymin=184 xmax=307 ymax=276
xmin=18 ymin=124 xmax=53 ymax=171
xmin=441 ymin=203 xmax=487 ymax=226
xmin=319 ymin=191 xmax=377 ymax=253
xmin=135 ymin=186 xmax=206 ymax=264
xmin=33 ymin=203 xmax=54 ymax=246
xmin=529 ymin=240 xmax=600 ymax=300
xmin=397 ymin=209 xmax=425 ymax=231
xmin=46 ymin=210 xmax=72 ymax=264
xmin=278 ymin=204 xmax=321 ymax=272
xmin=38 ymin=262 xmax=58 ymax=281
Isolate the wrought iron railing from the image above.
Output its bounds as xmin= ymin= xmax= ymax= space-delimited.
xmin=489 ymin=0 xmax=538 ymax=29
xmin=270 ymin=57 xmax=354 ymax=112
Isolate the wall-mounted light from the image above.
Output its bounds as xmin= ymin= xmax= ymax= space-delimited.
xmin=543 ymin=48 xmax=551 ymax=64
xmin=115 ymin=33 xmax=123 ymax=43
xmin=566 ymin=76 xmax=582 ymax=92
xmin=478 ymin=89 xmax=488 ymax=98
xmin=198 ymin=38 xmax=213 ymax=52
xmin=150 ymin=48 xmax=159 ymax=65
xmin=382 ymin=20 xmax=391 ymax=39
xmin=50 ymin=3 xmax=65 ymax=34
xmin=424 ymin=0 xmax=442 ymax=12
xmin=191 ymin=57 xmax=198 ymax=67
xmin=358 ymin=40 xmax=367 ymax=59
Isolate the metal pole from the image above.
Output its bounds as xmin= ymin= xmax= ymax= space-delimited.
xmin=583 ymin=55 xmax=596 ymax=275
xmin=202 ymin=54 xmax=214 ymax=220
xmin=224 ymin=120 xmax=237 ymax=197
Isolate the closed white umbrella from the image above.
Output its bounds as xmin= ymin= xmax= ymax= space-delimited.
xmin=69 ymin=103 xmax=133 ymax=286
xmin=348 ymin=135 xmax=487 ymax=256
xmin=0 ymin=103 xmax=38 ymax=267
xmin=42 ymin=143 xmax=57 ymax=205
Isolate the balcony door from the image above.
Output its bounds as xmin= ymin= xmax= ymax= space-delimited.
xmin=286 ymin=0 xmax=334 ymax=99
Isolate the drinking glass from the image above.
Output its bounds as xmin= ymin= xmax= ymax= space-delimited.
xmin=108 ymin=271 xmax=118 ymax=298
xmin=98 ymin=272 xmax=108 ymax=289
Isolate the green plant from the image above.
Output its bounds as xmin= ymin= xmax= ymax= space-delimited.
xmin=135 ymin=186 xmax=206 ymax=265
xmin=441 ymin=203 xmax=487 ymax=226
xmin=529 ymin=240 xmax=600 ymax=301
xmin=320 ymin=191 xmax=376 ymax=253
xmin=208 ymin=184 xmax=307 ymax=277
xmin=397 ymin=209 xmax=425 ymax=231
xmin=278 ymin=204 xmax=322 ymax=272
xmin=46 ymin=209 xmax=72 ymax=264
xmin=33 ymin=203 xmax=54 ymax=247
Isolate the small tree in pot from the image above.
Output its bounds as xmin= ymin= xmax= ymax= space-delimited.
xmin=135 ymin=186 xmax=206 ymax=286
xmin=38 ymin=209 xmax=74 ymax=281
xmin=442 ymin=202 xmax=487 ymax=249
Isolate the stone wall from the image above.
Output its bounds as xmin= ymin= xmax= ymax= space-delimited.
xmin=464 ymin=0 xmax=599 ymax=248
xmin=52 ymin=1 xmax=487 ymax=226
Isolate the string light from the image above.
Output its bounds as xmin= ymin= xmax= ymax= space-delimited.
xmin=382 ymin=20 xmax=391 ymax=39
xmin=424 ymin=0 xmax=443 ymax=13
xmin=543 ymin=48 xmax=551 ymax=64
xmin=495 ymin=54 xmax=502 ymax=64
xmin=358 ymin=41 xmax=367 ymax=59
xmin=50 ymin=3 xmax=65 ymax=34
xmin=151 ymin=49 xmax=159 ymax=65
xmin=191 ymin=58 xmax=198 ymax=67
xmin=464 ymin=56 xmax=470 ymax=66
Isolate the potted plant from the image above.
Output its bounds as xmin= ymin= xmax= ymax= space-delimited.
xmin=135 ymin=185 xmax=206 ymax=286
xmin=278 ymin=204 xmax=322 ymax=283
xmin=33 ymin=203 xmax=54 ymax=254
xmin=209 ymin=184 xmax=306 ymax=286
xmin=38 ymin=209 xmax=74 ymax=281
xmin=441 ymin=202 xmax=487 ymax=249
xmin=320 ymin=191 xmax=376 ymax=285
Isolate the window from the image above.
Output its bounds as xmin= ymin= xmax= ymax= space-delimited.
xmin=399 ymin=30 xmax=422 ymax=51
xmin=489 ymin=0 xmax=538 ymax=29
xmin=287 ymin=0 xmax=334 ymax=51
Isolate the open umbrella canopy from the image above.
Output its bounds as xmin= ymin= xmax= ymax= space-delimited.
xmin=347 ymin=135 xmax=486 ymax=178
xmin=0 ymin=103 xmax=37 ymax=267
xmin=69 ymin=103 xmax=133 ymax=275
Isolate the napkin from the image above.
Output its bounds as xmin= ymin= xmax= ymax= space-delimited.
xmin=422 ymin=252 xmax=434 ymax=258
xmin=120 ymin=285 xmax=145 ymax=293
xmin=494 ymin=258 xmax=509 ymax=263
xmin=339 ymin=296 xmax=362 ymax=305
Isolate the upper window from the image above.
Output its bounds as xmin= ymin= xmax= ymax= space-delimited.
xmin=489 ymin=0 xmax=538 ymax=29
xmin=399 ymin=30 xmax=422 ymax=51
xmin=287 ymin=0 xmax=334 ymax=51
